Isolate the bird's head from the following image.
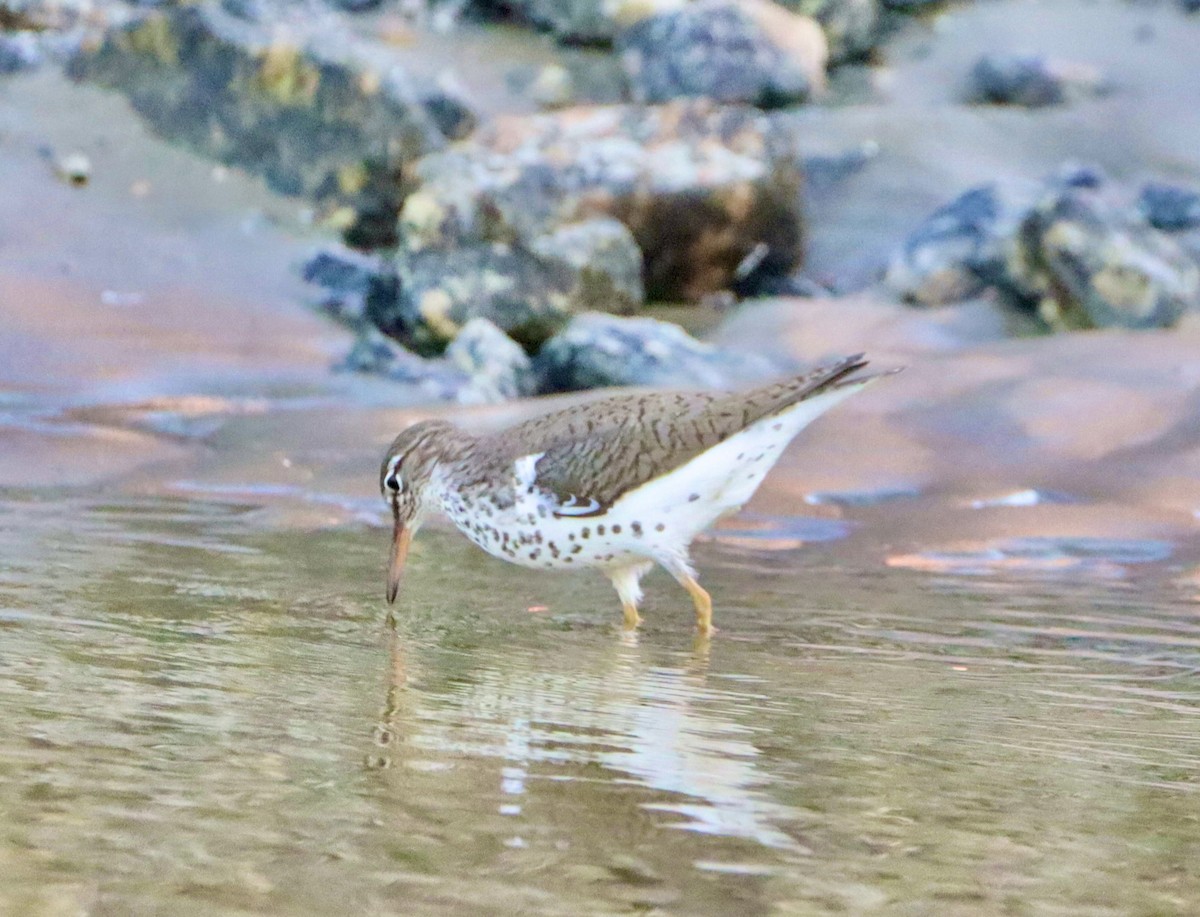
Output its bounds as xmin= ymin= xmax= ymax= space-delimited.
xmin=379 ymin=419 xmax=458 ymax=604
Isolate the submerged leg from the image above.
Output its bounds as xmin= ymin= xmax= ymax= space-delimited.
xmin=658 ymin=554 xmax=715 ymax=637
xmin=682 ymin=576 xmax=714 ymax=637
xmin=608 ymin=562 xmax=653 ymax=630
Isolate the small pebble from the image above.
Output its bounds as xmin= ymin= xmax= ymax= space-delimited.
xmin=55 ymin=152 xmax=92 ymax=186
xmin=529 ymin=63 xmax=574 ymax=109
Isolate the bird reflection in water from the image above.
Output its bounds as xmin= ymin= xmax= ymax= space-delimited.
xmin=369 ymin=625 xmax=805 ymax=852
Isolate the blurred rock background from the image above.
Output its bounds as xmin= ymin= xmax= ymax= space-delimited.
xmin=2 ymin=0 xmax=1189 ymax=406
xmin=1 ymin=0 xmax=1193 ymax=400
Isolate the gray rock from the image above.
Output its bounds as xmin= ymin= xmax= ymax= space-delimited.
xmin=0 ymin=0 xmax=96 ymax=32
xmin=418 ymin=84 xmax=477 ymax=141
xmin=618 ymin=0 xmax=822 ymax=108
xmin=885 ymin=185 xmax=1023 ymax=306
xmin=879 ymin=0 xmax=940 ymax=11
xmin=777 ymin=0 xmax=879 ymax=63
xmin=357 ymin=217 xmax=645 ymax=355
xmin=365 ymin=218 xmax=645 ymax=354
xmin=0 ymin=31 xmax=41 ymax=73
xmin=886 ymin=165 xmax=1107 ymax=308
xmin=967 ymin=53 xmax=1109 ymax=108
xmin=400 ymin=100 xmax=806 ymax=302
xmin=337 ymin=321 xmax=537 ymax=403
xmin=329 ymin=0 xmax=384 ymax=11
xmin=445 ymin=318 xmax=538 ymax=402
xmin=534 ymin=312 xmax=784 ymax=392
xmin=1008 ymin=190 xmax=1200 ymax=331
xmin=301 ymin=246 xmax=388 ymax=328
xmin=337 ymin=327 xmax=471 ymax=400
xmin=529 ymin=218 xmax=645 ymax=313
xmin=486 ymin=0 xmax=873 ymax=64
xmin=1138 ymin=182 xmax=1200 ymax=232
xmin=219 ymin=0 xmax=268 ymax=21
xmin=70 ymin=1 xmax=473 ymax=242
xmin=368 ymin=244 xmax=578 ymax=355
xmin=0 ymin=0 xmax=103 ymax=65
xmin=479 ymin=0 xmax=626 ymax=43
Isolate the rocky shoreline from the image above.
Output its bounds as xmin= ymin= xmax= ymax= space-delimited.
xmin=4 ymin=0 xmax=1200 ymax=407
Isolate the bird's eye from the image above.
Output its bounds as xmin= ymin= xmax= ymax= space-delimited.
xmin=385 ymin=473 xmax=401 ymax=493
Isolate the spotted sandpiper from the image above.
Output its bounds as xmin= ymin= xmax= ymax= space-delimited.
xmin=380 ymin=354 xmax=894 ymax=635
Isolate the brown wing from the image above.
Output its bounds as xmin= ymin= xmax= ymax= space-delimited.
xmin=486 ymin=355 xmax=871 ymax=516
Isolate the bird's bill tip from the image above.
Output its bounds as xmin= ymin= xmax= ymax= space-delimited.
xmin=386 ymin=521 xmax=413 ymax=605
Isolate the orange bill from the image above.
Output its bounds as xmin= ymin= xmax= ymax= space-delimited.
xmin=386 ymin=518 xmax=413 ymax=604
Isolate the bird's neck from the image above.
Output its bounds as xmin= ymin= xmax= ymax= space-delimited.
xmin=419 ymin=427 xmax=484 ymax=507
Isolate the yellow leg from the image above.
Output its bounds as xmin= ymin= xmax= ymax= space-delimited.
xmin=610 ymin=562 xmax=652 ymax=632
xmin=681 ymin=576 xmax=715 ymax=637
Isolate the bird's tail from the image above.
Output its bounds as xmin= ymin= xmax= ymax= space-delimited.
xmin=722 ymin=354 xmax=900 ymax=429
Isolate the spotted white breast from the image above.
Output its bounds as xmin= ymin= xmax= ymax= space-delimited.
xmin=433 ymin=382 xmax=863 ymax=573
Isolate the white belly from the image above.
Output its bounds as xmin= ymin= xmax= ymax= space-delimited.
xmin=439 ymin=383 xmax=861 ymax=571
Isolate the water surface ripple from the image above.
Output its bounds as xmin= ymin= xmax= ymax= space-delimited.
xmin=1 ymin=495 xmax=1198 ymax=915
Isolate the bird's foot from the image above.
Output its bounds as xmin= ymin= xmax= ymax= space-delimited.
xmin=682 ymin=578 xmax=715 ymax=637
xmin=621 ymin=601 xmax=642 ymax=630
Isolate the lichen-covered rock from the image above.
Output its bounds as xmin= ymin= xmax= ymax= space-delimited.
xmin=618 ymin=0 xmax=826 ymax=107
xmin=70 ymin=1 xmax=473 ymax=233
xmin=309 ymin=227 xmax=642 ymax=354
xmin=486 ymin=0 xmax=873 ymax=64
xmin=0 ymin=0 xmax=97 ymax=32
xmin=883 ymin=160 xmax=1200 ymax=333
xmin=368 ymin=244 xmax=579 ymax=355
xmin=885 ymin=187 xmax=1012 ymax=306
xmin=338 ymin=322 xmax=536 ymax=404
xmin=477 ymin=0 xmax=667 ymax=43
xmin=445 ymin=318 xmax=538 ymax=403
xmin=1138 ymin=182 xmax=1200 ymax=232
xmin=529 ymin=218 xmax=645 ymax=313
xmin=886 ymin=165 xmax=1103 ymax=308
xmin=400 ymin=100 xmax=806 ymax=301
xmin=1007 ymin=190 xmax=1200 ymax=331
xmin=301 ymin=246 xmax=389 ymax=328
xmin=534 ymin=312 xmax=784 ymax=392
xmin=337 ymin=327 xmax=472 ymax=400
xmin=966 ymin=53 xmax=1109 ymax=108
xmin=0 ymin=0 xmax=111 ymax=66
xmin=777 ymin=0 xmax=878 ymax=62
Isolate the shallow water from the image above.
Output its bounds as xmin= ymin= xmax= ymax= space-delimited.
xmin=3 ymin=492 xmax=1198 ymax=916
